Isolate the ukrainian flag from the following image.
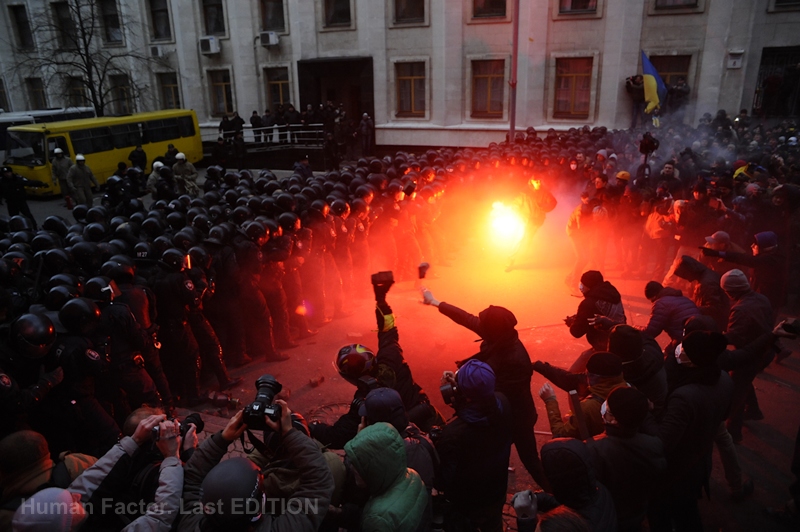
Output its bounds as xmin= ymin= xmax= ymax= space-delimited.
xmin=641 ymin=51 xmax=667 ymax=114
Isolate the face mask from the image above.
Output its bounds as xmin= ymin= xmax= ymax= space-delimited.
xmin=578 ymin=282 xmax=586 ymax=293
xmin=675 ymin=343 xmax=691 ymax=365
xmin=600 ymin=401 xmax=608 ymax=417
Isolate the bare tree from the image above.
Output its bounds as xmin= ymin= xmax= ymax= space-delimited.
xmin=7 ymin=0 xmax=164 ymax=116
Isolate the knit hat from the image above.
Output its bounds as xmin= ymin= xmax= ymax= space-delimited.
xmin=457 ymin=359 xmax=496 ymax=401
xmin=721 ymin=269 xmax=750 ymax=294
xmin=586 ymin=352 xmax=623 ymax=377
xmin=605 ymin=387 xmax=649 ymax=428
xmin=681 ymin=331 xmax=728 ymax=368
xmin=644 ymin=281 xmax=663 ymax=300
xmin=0 ymin=430 xmax=50 ymax=477
xmin=754 ymin=231 xmax=778 ymax=249
xmin=608 ymin=325 xmax=643 ymax=362
xmin=615 ymin=171 xmax=630 ymax=181
xmin=478 ymin=305 xmax=517 ymax=341
xmin=12 ymin=487 xmax=86 ymax=532
xmin=580 ymin=270 xmax=604 ymax=290
xmin=358 ymin=387 xmax=408 ymax=434
xmin=683 ymin=314 xmax=719 ymax=334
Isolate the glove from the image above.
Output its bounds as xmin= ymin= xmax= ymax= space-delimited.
xmin=372 ymin=280 xmax=394 ymax=302
xmin=511 ymin=489 xmax=538 ymax=520
xmin=39 ymin=367 xmax=64 ymax=390
xmin=700 ymin=247 xmax=722 ymax=258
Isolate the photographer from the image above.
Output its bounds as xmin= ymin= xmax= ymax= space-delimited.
xmin=11 ymin=414 xmax=184 ymax=531
xmin=421 ymin=289 xmax=550 ymax=490
xmin=179 ymin=405 xmax=334 ymax=532
xmin=311 ymin=273 xmax=442 ymax=449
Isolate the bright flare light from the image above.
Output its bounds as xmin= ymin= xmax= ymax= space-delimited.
xmin=490 ymin=201 xmax=526 ymax=246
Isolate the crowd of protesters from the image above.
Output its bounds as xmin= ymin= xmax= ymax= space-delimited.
xmin=0 ymin=106 xmax=799 ymax=531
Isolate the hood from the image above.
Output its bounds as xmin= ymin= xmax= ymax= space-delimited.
xmin=674 ymin=255 xmax=708 ymax=282
xmin=344 ymin=422 xmax=406 ymax=496
xmin=586 ymin=281 xmax=622 ymax=304
xmin=478 ymin=305 xmax=518 ymax=342
xmin=656 ymin=286 xmax=683 ymax=300
xmin=541 ymin=438 xmax=597 ymax=509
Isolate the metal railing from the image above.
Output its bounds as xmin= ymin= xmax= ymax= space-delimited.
xmin=201 ymin=123 xmax=325 ymax=150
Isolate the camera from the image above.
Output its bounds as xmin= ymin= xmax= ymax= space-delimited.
xmin=639 ymin=132 xmax=660 ymax=156
xmin=151 ymin=413 xmax=204 ymax=442
xmin=351 ymin=375 xmax=380 ymax=412
xmin=243 ymin=374 xmax=283 ymax=431
xmin=440 ymin=381 xmax=458 ymax=407
xmin=371 ymin=271 xmax=394 ymax=286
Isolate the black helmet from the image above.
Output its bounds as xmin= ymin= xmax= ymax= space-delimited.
xmin=275 ymin=193 xmax=296 ymax=212
xmin=134 ymin=241 xmax=156 ymax=261
xmin=45 ymin=273 xmax=81 ymax=293
xmin=9 ymin=215 xmax=32 ymax=232
xmin=188 ymin=246 xmax=212 ymax=270
xmin=192 ymin=214 xmax=212 ymax=234
xmin=232 ymin=206 xmax=252 ymax=225
xmin=84 ymin=277 xmax=115 ymax=303
xmin=83 ymin=222 xmax=107 ymax=242
xmin=244 ymin=221 xmax=268 ymax=246
xmin=59 ymin=297 xmax=102 ymax=336
xmin=71 ymin=241 xmax=101 ymax=273
xmin=107 ymin=262 xmax=136 ymax=284
xmin=277 ymin=212 xmax=300 ymax=233
xmin=172 ymin=231 xmax=196 ymax=251
xmin=160 ymin=248 xmax=188 ymax=272
xmin=11 ymin=314 xmax=56 ymax=360
xmin=42 ymin=216 xmax=69 ymax=237
xmin=330 ymin=199 xmax=350 ymax=217
xmin=141 ymin=217 xmax=164 ymax=238
xmin=205 ymin=225 xmax=227 ymax=246
xmin=335 ymin=344 xmax=376 ymax=385
xmin=85 ymin=206 xmax=107 ymax=224
xmin=201 ymin=458 xmax=263 ymax=527
xmin=44 ymin=285 xmax=79 ymax=312
xmin=30 ymin=233 xmax=56 ymax=252
xmin=71 ymin=205 xmax=88 ymax=223
xmin=166 ymin=211 xmax=186 ymax=231
xmin=44 ymin=248 xmax=71 ymax=274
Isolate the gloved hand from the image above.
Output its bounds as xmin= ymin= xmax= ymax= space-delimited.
xmin=511 ymin=489 xmax=538 ymax=520
xmin=421 ymin=288 xmax=440 ymax=307
xmin=588 ymin=314 xmax=615 ymax=331
xmin=373 ymin=280 xmax=394 ymax=302
xmin=39 ymin=367 xmax=64 ymax=390
xmin=700 ymin=247 xmax=722 ymax=257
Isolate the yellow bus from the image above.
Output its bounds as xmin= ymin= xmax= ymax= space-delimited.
xmin=3 ymin=109 xmax=203 ymax=196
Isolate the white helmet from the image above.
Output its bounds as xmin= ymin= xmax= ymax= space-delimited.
xmin=54 ymin=148 xmax=63 ymax=154
xmin=75 ymin=154 xmax=85 ymax=161
xmin=152 ymin=161 xmax=164 ymax=170
xmin=175 ymin=152 xmax=186 ymax=160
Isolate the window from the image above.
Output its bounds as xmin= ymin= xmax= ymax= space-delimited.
xmin=395 ymin=0 xmax=424 ymax=23
xmin=66 ymin=77 xmax=89 ymax=107
xmin=26 ymin=78 xmax=47 ymax=110
xmin=324 ymin=0 xmax=351 ymax=27
xmin=265 ymin=68 xmax=289 ymax=111
xmin=109 ymin=74 xmax=133 ymax=114
xmin=209 ymin=70 xmax=233 ymax=115
xmin=110 ymin=123 xmax=142 ymax=148
xmin=99 ymin=0 xmax=122 ymax=43
xmin=648 ymin=55 xmax=691 ymax=86
xmin=158 ymin=73 xmax=181 ymax=109
xmin=554 ymin=57 xmax=592 ymax=118
xmin=71 ymin=127 xmax=113 ymax=154
xmin=149 ymin=0 xmax=172 ymax=40
xmin=9 ymin=5 xmax=34 ymax=49
xmin=177 ymin=116 xmax=196 ymax=137
xmin=654 ymin=0 xmax=698 ymax=7
xmin=559 ymin=0 xmax=597 ymax=12
xmin=473 ymin=0 xmax=506 ymax=18
xmin=144 ymin=119 xmax=180 ymax=143
xmin=0 ymin=79 xmax=9 ymax=111
xmin=202 ymin=0 xmax=226 ymax=35
xmin=51 ymin=2 xmax=77 ymax=49
xmin=261 ymin=0 xmax=285 ymax=31
xmin=396 ymin=62 xmax=425 ymax=117
xmin=471 ymin=59 xmax=504 ymax=118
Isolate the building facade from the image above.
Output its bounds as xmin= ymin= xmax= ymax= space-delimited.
xmin=1 ymin=0 xmax=800 ymax=148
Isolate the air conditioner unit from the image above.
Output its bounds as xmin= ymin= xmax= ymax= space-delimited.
xmin=150 ymin=45 xmax=163 ymax=58
xmin=259 ymin=31 xmax=279 ymax=47
xmin=199 ymin=36 xmax=221 ymax=55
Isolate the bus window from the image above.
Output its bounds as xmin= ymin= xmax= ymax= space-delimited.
xmin=71 ymin=127 xmax=113 ymax=154
xmin=48 ymin=136 xmax=70 ymax=158
xmin=110 ymin=123 xmax=141 ymax=149
xmin=4 ymin=130 xmax=45 ymax=166
xmin=147 ymin=118 xmax=180 ymax=143
xmin=178 ymin=116 xmax=195 ymax=137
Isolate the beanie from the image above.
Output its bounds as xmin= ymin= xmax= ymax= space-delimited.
xmin=457 ymin=359 xmax=496 ymax=401
xmin=359 ymin=387 xmax=408 ymax=434
xmin=580 ymin=270 xmax=604 ymax=290
xmin=605 ymin=387 xmax=649 ymax=428
xmin=478 ymin=305 xmax=517 ymax=341
xmin=720 ymin=269 xmax=750 ymax=294
xmin=681 ymin=331 xmax=728 ymax=368
xmin=683 ymin=314 xmax=719 ymax=334
xmin=586 ymin=352 xmax=623 ymax=377
xmin=644 ymin=281 xmax=663 ymax=300
xmin=12 ymin=487 xmax=84 ymax=532
xmin=0 ymin=430 xmax=50 ymax=477
xmin=608 ymin=325 xmax=643 ymax=362
xmin=754 ymin=231 xmax=778 ymax=249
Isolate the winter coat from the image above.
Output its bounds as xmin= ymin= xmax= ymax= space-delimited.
xmin=588 ymin=425 xmax=666 ymax=530
xmin=344 ymin=423 xmax=428 ymax=532
xmin=544 ymin=375 xmax=628 ymax=439
xmin=674 ymin=255 xmax=730 ymax=331
xmin=51 ymin=156 xmax=72 ymax=182
xmin=570 ymin=281 xmax=626 ymax=351
xmin=621 ymin=336 xmax=668 ymax=418
xmin=438 ymin=302 xmax=537 ymax=426
xmin=725 ymin=290 xmax=774 ymax=349
xmin=66 ymin=163 xmax=98 ymax=189
xmin=657 ymin=369 xmax=733 ymax=497
xmin=722 ymin=250 xmax=787 ymax=311
xmin=641 ymin=287 xmax=700 ymax=342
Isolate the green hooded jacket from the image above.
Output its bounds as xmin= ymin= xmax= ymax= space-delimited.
xmin=344 ymin=423 xmax=428 ymax=532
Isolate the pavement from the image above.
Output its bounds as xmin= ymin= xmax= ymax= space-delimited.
xmin=18 ymin=172 xmax=800 ymax=530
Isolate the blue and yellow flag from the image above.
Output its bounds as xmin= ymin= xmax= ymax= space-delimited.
xmin=641 ymin=51 xmax=667 ymax=115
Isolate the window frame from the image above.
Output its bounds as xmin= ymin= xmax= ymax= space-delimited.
xmin=552 ymin=0 xmax=604 ymax=21
xmin=546 ymin=50 xmax=600 ymax=123
xmin=26 ymin=78 xmax=48 ymax=110
xmin=391 ymin=58 xmax=430 ymax=120
xmin=208 ymin=68 xmax=235 ymax=117
xmin=392 ymin=0 xmax=427 ymax=26
xmin=320 ymin=0 xmax=356 ymax=30
xmin=260 ymin=0 xmax=288 ymax=33
xmin=147 ymin=0 xmax=174 ymax=42
xmin=9 ymin=5 xmax=35 ymax=50
xmin=201 ymin=0 xmax=227 ymax=37
xmin=51 ymin=1 xmax=78 ymax=50
xmin=768 ymin=0 xmax=800 ymax=12
xmin=647 ymin=54 xmax=693 ymax=87
xmin=108 ymin=73 xmax=134 ymax=115
xmin=98 ymin=0 xmax=123 ymax=45
xmin=157 ymin=72 xmax=181 ymax=109
xmin=647 ymin=0 xmax=705 ymax=15
xmin=466 ymin=56 xmax=509 ymax=121
xmin=0 ymin=78 xmax=10 ymax=112
xmin=264 ymin=66 xmax=292 ymax=112
xmin=66 ymin=76 xmax=89 ymax=107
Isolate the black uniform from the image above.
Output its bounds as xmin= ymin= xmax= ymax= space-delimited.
xmin=186 ymin=267 xmax=234 ymax=387
xmin=260 ymin=236 xmax=294 ymax=347
xmin=0 ymin=171 xmax=46 ymax=228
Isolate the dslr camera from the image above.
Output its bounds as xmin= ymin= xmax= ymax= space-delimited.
xmin=152 ymin=412 xmax=204 ymax=442
xmin=351 ymin=375 xmax=380 ymax=412
xmin=243 ymin=374 xmax=283 ymax=431
xmin=639 ymin=132 xmax=660 ymax=156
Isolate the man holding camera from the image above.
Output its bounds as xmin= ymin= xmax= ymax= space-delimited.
xmin=310 ymin=272 xmax=442 ymax=449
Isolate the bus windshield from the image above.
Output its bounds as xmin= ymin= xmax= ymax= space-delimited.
xmin=4 ymin=130 xmax=46 ymax=166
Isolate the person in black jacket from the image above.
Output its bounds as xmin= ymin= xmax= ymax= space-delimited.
xmin=422 ymin=289 xmax=551 ymax=491
xmin=565 ymin=270 xmax=626 ymax=372
xmin=310 ymin=275 xmax=441 ymax=449
xmin=0 ymin=166 xmax=46 ymax=229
